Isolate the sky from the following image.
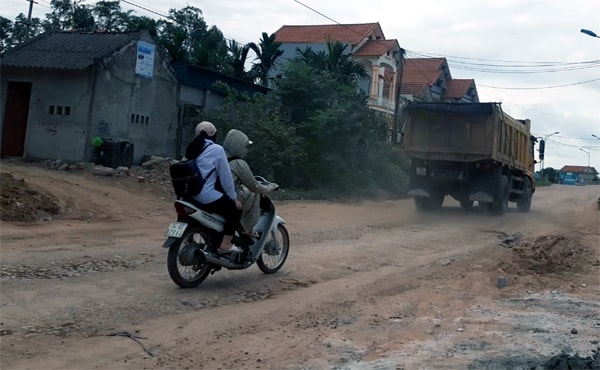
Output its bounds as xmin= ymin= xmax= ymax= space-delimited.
xmin=3 ymin=0 xmax=600 ymax=172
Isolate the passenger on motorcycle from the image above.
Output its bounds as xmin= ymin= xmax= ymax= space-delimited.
xmin=186 ymin=121 xmax=243 ymax=253
xmin=222 ymin=129 xmax=279 ymax=236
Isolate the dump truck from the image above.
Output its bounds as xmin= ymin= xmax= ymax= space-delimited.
xmin=401 ymin=102 xmax=537 ymax=215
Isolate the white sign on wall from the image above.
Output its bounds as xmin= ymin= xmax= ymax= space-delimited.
xmin=135 ymin=41 xmax=155 ymax=79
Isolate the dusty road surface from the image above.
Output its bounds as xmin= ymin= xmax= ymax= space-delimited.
xmin=1 ymin=160 xmax=599 ymax=370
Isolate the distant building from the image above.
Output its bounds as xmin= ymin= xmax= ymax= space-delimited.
xmin=559 ymin=165 xmax=598 ymax=185
xmin=273 ymin=22 xmax=403 ymax=118
xmin=400 ymin=57 xmax=479 ymax=103
xmin=1 ymin=30 xmax=178 ymax=164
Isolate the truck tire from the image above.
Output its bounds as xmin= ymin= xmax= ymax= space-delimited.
xmin=517 ymin=178 xmax=532 ymax=212
xmin=414 ymin=193 xmax=444 ymax=212
xmin=491 ymin=175 xmax=509 ymax=215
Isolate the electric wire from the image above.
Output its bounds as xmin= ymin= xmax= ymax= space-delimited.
xmin=290 ymin=0 xmax=600 ymax=90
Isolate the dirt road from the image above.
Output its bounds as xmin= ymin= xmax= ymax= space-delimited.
xmin=1 ymin=161 xmax=599 ymax=369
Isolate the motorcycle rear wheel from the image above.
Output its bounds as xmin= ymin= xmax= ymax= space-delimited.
xmin=167 ymin=227 xmax=212 ymax=288
xmin=257 ymin=224 xmax=290 ymax=274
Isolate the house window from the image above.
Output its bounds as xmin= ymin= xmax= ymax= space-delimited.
xmin=130 ymin=113 xmax=150 ymax=125
xmin=48 ymin=105 xmax=71 ymax=115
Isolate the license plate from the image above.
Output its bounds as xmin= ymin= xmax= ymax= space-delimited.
xmin=165 ymin=222 xmax=187 ymax=238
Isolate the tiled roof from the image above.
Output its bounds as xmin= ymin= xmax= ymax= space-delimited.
xmin=560 ymin=165 xmax=598 ymax=174
xmin=274 ymin=23 xmax=382 ymax=44
xmin=353 ymin=39 xmax=398 ymax=57
xmin=400 ymin=82 xmax=426 ymax=95
xmin=402 ymin=58 xmax=445 ymax=84
xmin=1 ymin=30 xmax=143 ymax=70
xmin=446 ymin=79 xmax=475 ymax=98
xmin=399 ymin=58 xmax=445 ymax=94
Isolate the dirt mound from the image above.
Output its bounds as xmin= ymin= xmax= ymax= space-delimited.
xmin=543 ymin=348 xmax=600 ymax=369
xmin=0 ymin=172 xmax=61 ymax=222
xmin=510 ymin=233 xmax=591 ymax=274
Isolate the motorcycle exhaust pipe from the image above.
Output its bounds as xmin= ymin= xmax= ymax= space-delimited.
xmin=196 ymin=249 xmax=243 ymax=269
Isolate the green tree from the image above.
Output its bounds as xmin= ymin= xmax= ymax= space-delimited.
xmin=125 ymin=15 xmax=158 ymax=37
xmin=43 ymin=0 xmax=95 ymax=31
xmin=92 ymin=1 xmax=133 ymax=32
xmin=155 ymin=6 xmax=228 ymax=71
xmin=249 ymin=32 xmax=283 ymax=87
xmin=0 ymin=14 xmax=43 ymax=52
xmin=542 ymin=167 xmax=558 ymax=183
xmin=294 ymin=38 xmax=367 ymax=84
xmin=210 ymin=83 xmax=305 ymax=184
xmin=0 ymin=16 xmax=12 ymax=51
xmin=225 ymin=40 xmax=253 ymax=80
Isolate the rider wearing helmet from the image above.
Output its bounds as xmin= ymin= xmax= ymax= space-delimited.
xmin=187 ymin=122 xmax=243 ymax=253
xmin=222 ymin=129 xmax=279 ymax=235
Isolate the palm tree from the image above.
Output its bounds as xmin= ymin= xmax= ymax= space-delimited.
xmin=227 ymin=39 xmax=253 ymax=80
xmin=295 ymin=37 xmax=367 ymax=84
xmin=249 ymin=32 xmax=283 ymax=87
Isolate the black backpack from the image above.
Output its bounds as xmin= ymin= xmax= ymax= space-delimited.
xmin=169 ymin=143 xmax=214 ymax=198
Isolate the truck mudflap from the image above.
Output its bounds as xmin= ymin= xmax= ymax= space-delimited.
xmin=408 ymin=188 xmax=431 ymax=197
xmin=468 ymin=170 xmax=498 ymax=202
xmin=469 ymin=191 xmax=493 ymax=202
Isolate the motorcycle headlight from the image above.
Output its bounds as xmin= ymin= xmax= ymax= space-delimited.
xmin=416 ymin=166 xmax=427 ymax=176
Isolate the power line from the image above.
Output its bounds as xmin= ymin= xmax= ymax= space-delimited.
xmin=478 ymin=78 xmax=600 ymax=90
xmin=408 ymin=49 xmax=600 ymax=67
xmin=290 ymin=0 xmax=600 ymax=91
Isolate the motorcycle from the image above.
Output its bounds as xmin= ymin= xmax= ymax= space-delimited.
xmin=162 ymin=176 xmax=290 ymax=288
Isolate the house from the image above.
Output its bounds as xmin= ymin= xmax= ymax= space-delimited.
xmin=273 ymin=23 xmax=404 ymax=118
xmin=559 ymin=165 xmax=599 ymax=185
xmin=0 ymin=30 xmax=179 ymax=165
xmin=171 ymin=62 xmax=269 ymax=157
xmin=400 ymin=57 xmax=479 ymax=103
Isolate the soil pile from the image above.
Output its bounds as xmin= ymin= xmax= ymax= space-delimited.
xmin=0 ymin=172 xmax=61 ymax=222
xmin=511 ymin=234 xmax=590 ymax=274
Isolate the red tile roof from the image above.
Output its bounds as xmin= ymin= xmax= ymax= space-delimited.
xmin=400 ymin=82 xmax=426 ymax=95
xmin=446 ymin=79 xmax=475 ymax=98
xmin=400 ymin=58 xmax=445 ymax=94
xmin=560 ymin=165 xmax=598 ymax=174
xmin=353 ymin=39 xmax=398 ymax=56
xmin=274 ymin=23 xmax=383 ymax=44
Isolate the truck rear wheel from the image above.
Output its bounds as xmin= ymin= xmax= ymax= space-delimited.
xmin=491 ymin=175 xmax=509 ymax=215
xmin=414 ymin=193 xmax=444 ymax=212
xmin=517 ymin=178 xmax=532 ymax=212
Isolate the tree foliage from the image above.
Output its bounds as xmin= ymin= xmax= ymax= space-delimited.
xmin=1 ymin=2 xmax=407 ymax=197
xmin=208 ymin=60 xmax=408 ymax=196
xmin=248 ymin=32 xmax=284 ymax=87
xmin=1 ymin=2 xmax=281 ymax=80
xmin=294 ymin=38 xmax=368 ymax=84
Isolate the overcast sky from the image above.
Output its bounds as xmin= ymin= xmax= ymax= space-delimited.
xmin=3 ymin=0 xmax=600 ymax=171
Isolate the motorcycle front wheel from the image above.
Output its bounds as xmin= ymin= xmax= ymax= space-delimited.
xmin=167 ymin=227 xmax=212 ymax=288
xmin=257 ymin=224 xmax=290 ymax=274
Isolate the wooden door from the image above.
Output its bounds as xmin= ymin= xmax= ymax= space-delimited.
xmin=1 ymin=81 xmax=32 ymax=157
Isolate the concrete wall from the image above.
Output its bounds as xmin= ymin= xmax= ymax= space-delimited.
xmin=90 ymin=37 xmax=179 ymax=163
xmin=1 ymin=68 xmax=93 ymax=161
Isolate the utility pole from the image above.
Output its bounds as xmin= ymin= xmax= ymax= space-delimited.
xmin=26 ymin=0 xmax=36 ymax=40
xmin=391 ymin=47 xmax=406 ymax=144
